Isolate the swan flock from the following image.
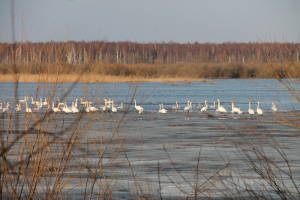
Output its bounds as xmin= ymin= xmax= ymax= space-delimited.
xmin=0 ymin=96 xmax=276 ymax=116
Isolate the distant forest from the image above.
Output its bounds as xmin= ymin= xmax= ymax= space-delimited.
xmin=1 ymin=41 xmax=299 ymax=65
xmin=0 ymin=41 xmax=299 ymax=78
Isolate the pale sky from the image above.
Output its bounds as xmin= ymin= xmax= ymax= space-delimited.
xmin=1 ymin=0 xmax=300 ymax=43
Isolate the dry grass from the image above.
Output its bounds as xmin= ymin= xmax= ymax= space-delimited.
xmin=0 ymin=74 xmax=208 ymax=83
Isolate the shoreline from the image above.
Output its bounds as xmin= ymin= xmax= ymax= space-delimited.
xmin=0 ymin=74 xmax=213 ymax=83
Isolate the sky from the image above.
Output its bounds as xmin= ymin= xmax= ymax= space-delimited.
xmin=0 ymin=0 xmax=300 ymax=44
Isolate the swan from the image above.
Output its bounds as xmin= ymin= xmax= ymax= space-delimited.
xmin=248 ymin=103 xmax=254 ymax=115
xmin=172 ymin=102 xmax=180 ymax=110
xmin=80 ymin=98 xmax=86 ymax=106
xmin=256 ymin=102 xmax=263 ymax=115
xmin=238 ymin=107 xmax=244 ymax=114
xmin=19 ymin=96 xmax=28 ymax=103
xmin=118 ymin=101 xmax=124 ymax=109
xmin=271 ymin=102 xmax=278 ymax=112
xmin=88 ymin=101 xmax=98 ymax=112
xmin=231 ymin=102 xmax=240 ymax=114
xmin=184 ymin=101 xmax=192 ymax=112
xmin=42 ymin=98 xmax=48 ymax=106
xmin=75 ymin=99 xmax=78 ymax=107
xmin=159 ymin=103 xmax=167 ymax=114
xmin=216 ymin=99 xmax=227 ymax=113
xmin=52 ymin=102 xmax=61 ymax=113
xmin=71 ymin=102 xmax=79 ymax=113
xmin=134 ymin=100 xmax=144 ymax=113
xmin=85 ymin=102 xmax=90 ymax=113
xmin=106 ymin=99 xmax=112 ymax=109
xmin=15 ymin=103 xmax=22 ymax=112
xmin=111 ymin=101 xmax=117 ymax=113
xmin=25 ymin=102 xmax=32 ymax=113
xmin=57 ymin=99 xmax=65 ymax=106
xmin=194 ymin=102 xmax=201 ymax=109
xmin=31 ymin=98 xmax=39 ymax=106
xmin=201 ymin=100 xmax=208 ymax=112
xmin=2 ymin=102 xmax=10 ymax=113
xmin=210 ymin=102 xmax=216 ymax=109
xmin=101 ymin=99 xmax=108 ymax=111
xmin=62 ymin=102 xmax=72 ymax=114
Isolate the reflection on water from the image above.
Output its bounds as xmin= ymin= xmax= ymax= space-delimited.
xmin=0 ymin=79 xmax=298 ymax=112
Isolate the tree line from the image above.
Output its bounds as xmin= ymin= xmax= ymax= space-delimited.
xmin=0 ymin=41 xmax=299 ymax=65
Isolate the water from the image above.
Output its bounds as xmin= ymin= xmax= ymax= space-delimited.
xmin=0 ymin=79 xmax=299 ymax=112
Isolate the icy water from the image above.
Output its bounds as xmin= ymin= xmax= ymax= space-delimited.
xmin=0 ymin=79 xmax=298 ymax=112
xmin=2 ymin=79 xmax=300 ymax=199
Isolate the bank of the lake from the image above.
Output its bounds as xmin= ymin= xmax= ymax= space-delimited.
xmin=0 ymin=74 xmax=210 ymax=83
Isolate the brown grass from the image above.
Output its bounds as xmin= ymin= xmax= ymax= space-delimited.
xmin=1 ymin=61 xmax=300 ymax=82
xmin=0 ymin=74 xmax=208 ymax=83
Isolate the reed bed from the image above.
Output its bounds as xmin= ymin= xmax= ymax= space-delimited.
xmin=0 ymin=74 xmax=206 ymax=83
xmin=1 ymin=62 xmax=300 ymax=82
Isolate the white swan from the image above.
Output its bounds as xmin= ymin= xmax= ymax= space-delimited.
xmin=271 ymin=102 xmax=278 ymax=112
xmin=201 ymin=100 xmax=208 ymax=112
xmin=85 ymin=102 xmax=90 ymax=113
xmin=118 ymin=101 xmax=124 ymax=109
xmin=216 ymin=99 xmax=227 ymax=113
xmin=2 ymin=102 xmax=10 ymax=113
xmin=25 ymin=102 xmax=32 ymax=113
xmin=62 ymin=102 xmax=72 ymax=113
xmin=101 ymin=99 xmax=108 ymax=111
xmin=238 ymin=107 xmax=244 ymax=114
xmin=15 ymin=103 xmax=22 ymax=112
xmin=184 ymin=101 xmax=192 ymax=112
xmin=19 ymin=96 xmax=28 ymax=103
xmin=80 ymin=98 xmax=86 ymax=106
xmin=134 ymin=100 xmax=144 ymax=114
xmin=71 ymin=102 xmax=79 ymax=113
xmin=42 ymin=98 xmax=48 ymax=106
xmin=111 ymin=101 xmax=117 ymax=113
xmin=88 ymin=101 xmax=98 ymax=112
xmin=172 ymin=102 xmax=180 ymax=110
xmin=248 ymin=103 xmax=254 ymax=115
xmin=194 ymin=102 xmax=201 ymax=109
xmin=57 ymin=99 xmax=65 ymax=106
xmin=106 ymin=99 xmax=112 ymax=109
xmin=75 ymin=99 xmax=78 ymax=107
xmin=210 ymin=102 xmax=216 ymax=109
xmin=159 ymin=103 xmax=167 ymax=114
xmin=256 ymin=102 xmax=263 ymax=115
xmin=52 ymin=102 xmax=61 ymax=113
xmin=31 ymin=98 xmax=39 ymax=106
xmin=1 ymin=102 xmax=9 ymax=113
xmin=231 ymin=102 xmax=240 ymax=114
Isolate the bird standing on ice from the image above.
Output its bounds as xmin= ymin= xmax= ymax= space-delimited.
xmin=134 ymin=100 xmax=144 ymax=114
xmin=256 ymin=102 xmax=263 ymax=115
xmin=248 ymin=103 xmax=254 ymax=115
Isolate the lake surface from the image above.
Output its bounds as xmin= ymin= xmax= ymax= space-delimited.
xmin=2 ymin=79 xmax=300 ymax=199
xmin=0 ymin=79 xmax=299 ymax=113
